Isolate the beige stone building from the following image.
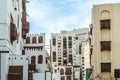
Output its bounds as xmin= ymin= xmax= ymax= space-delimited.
xmin=90 ymin=3 xmax=120 ymax=80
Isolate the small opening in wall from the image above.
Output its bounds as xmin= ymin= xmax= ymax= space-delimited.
xmin=9 ymin=57 xmax=10 ymax=60
xmin=14 ymin=7 xmax=17 ymax=10
xmin=21 ymin=57 xmax=23 ymax=60
xmin=14 ymin=57 xmax=16 ymax=59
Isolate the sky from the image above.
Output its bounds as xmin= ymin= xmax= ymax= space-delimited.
xmin=27 ymin=0 xmax=120 ymax=48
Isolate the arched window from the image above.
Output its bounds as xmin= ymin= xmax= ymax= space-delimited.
xmin=32 ymin=37 xmax=36 ymax=43
xmin=60 ymin=69 xmax=64 ymax=75
xmin=26 ymin=37 xmax=30 ymax=44
xmin=38 ymin=55 xmax=43 ymax=64
xmin=38 ymin=36 xmax=43 ymax=43
xmin=31 ymin=56 xmax=36 ymax=64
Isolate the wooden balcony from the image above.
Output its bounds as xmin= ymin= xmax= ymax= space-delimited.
xmin=22 ymin=22 xmax=29 ymax=32
xmin=22 ymin=21 xmax=30 ymax=38
xmin=101 ymin=41 xmax=111 ymax=51
xmin=100 ymin=19 xmax=110 ymax=29
xmin=65 ymin=68 xmax=72 ymax=75
xmin=22 ymin=12 xmax=26 ymax=22
xmin=10 ymin=23 xmax=17 ymax=42
xmin=29 ymin=64 xmax=36 ymax=71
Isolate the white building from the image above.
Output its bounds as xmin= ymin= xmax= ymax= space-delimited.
xmin=24 ymin=33 xmax=51 ymax=80
xmin=0 ymin=0 xmax=29 ymax=80
xmin=81 ymin=41 xmax=90 ymax=80
xmin=50 ymin=28 xmax=89 ymax=80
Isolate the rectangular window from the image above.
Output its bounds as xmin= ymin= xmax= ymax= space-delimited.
xmin=53 ymin=51 xmax=56 ymax=62
xmin=114 ymin=69 xmax=120 ymax=78
xmin=101 ymin=41 xmax=111 ymax=51
xmin=66 ymin=68 xmax=72 ymax=75
xmin=100 ymin=19 xmax=110 ymax=29
xmin=101 ymin=63 xmax=111 ymax=72
xmin=52 ymin=38 xmax=56 ymax=45
xmin=63 ymin=38 xmax=67 ymax=49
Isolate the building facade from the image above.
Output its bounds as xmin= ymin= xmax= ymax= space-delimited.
xmin=0 ymin=0 xmax=51 ymax=80
xmin=24 ymin=33 xmax=46 ymax=80
xmin=90 ymin=3 xmax=120 ymax=80
xmin=50 ymin=28 xmax=89 ymax=80
xmin=81 ymin=41 xmax=90 ymax=80
xmin=0 ymin=0 xmax=29 ymax=80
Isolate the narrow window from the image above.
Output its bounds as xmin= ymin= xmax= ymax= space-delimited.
xmin=38 ymin=55 xmax=43 ymax=64
xmin=32 ymin=37 xmax=36 ymax=43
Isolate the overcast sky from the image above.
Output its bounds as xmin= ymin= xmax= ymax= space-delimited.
xmin=27 ymin=0 xmax=120 ymax=47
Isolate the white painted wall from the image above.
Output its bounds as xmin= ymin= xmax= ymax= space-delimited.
xmin=8 ymin=55 xmax=28 ymax=80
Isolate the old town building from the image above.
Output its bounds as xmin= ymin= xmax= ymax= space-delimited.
xmin=0 ymin=0 xmax=50 ymax=80
xmin=90 ymin=3 xmax=120 ymax=80
xmin=50 ymin=28 xmax=89 ymax=80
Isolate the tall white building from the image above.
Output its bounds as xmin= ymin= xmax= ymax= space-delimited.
xmin=0 ymin=0 xmax=29 ymax=80
xmin=81 ymin=41 xmax=90 ymax=80
xmin=50 ymin=28 xmax=89 ymax=80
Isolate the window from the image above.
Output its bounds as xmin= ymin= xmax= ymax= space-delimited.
xmin=101 ymin=41 xmax=111 ymax=51
xmin=100 ymin=19 xmax=110 ymax=29
xmin=61 ymin=76 xmax=65 ymax=80
xmin=66 ymin=76 xmax=71 ymax=80
xmin=31 ymin=56 xmax=36 ymax=64
xmin=53 ymin=51 xmax=56 ymax=62
xmin=114 ymin=69 xmax=120 ymax=78
xmin=68 ymin=36 xmax=72 ymax=40
xmin=26 ymin=37 xmax=30 ymax=44
xmin=38 ymin=55 xmax=43 ymax=64
xmin=52 ymin=38 xmax=56 ymax=45
xmin=66 ymin=68 xmax=72 ymax=75
xmin=38 ymin=36 xmax=43 ymax=43
xmin=60 ymin=69 xmax=64 ymax=75
xmin=63 ymin=38 xmax=67 ymax=49
xmin=101 ymin=63 xmax=111 ymax=72
xmin=69 ymin=54 xmax=72 ymax=64
xmin=32 ymin=37 xmax=36 ymax=43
